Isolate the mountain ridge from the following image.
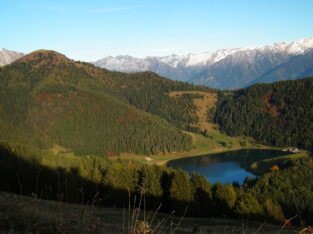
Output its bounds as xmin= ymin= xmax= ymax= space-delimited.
xmin=247 ymin=48 xmax=313 ymax=85
xmin=94 ymin=38 xmax=313 ymax=89
xmin=0 ymin=48 xmax=24 ymax=66
xmin=3 ymin=38 xmax=313 ymax=89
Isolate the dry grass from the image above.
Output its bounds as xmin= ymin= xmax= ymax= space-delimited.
xmin=168 ymin=91 xmax=217 ymax=128
xmin=50 ymin=144 xmax=70 ymax=155
xmin=169 ymin=91 xmax=223 ymax=136
xmin=0 ymin=192 xmax=302 ymax=233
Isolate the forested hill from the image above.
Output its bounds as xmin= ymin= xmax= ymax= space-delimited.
xmin=0 ymin=50 xmax=200 ymax=156
xmin=5 ymin=50 xmax=213 ymax=131
xmin=214 ymin=78 xmax=313 ymax=151
xmin=103 ymin=71 xmax=214 ymax=131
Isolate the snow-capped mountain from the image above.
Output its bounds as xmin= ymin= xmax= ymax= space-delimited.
xmin=248 ymin=47 xmax=313 ymax=86
xmin=94 ymin=55 xmax=189 ymax=81
xmin=94 ymin=38 xmax=313 ymax=89
xmin=0 ymin=49 xmax=24 ymax=66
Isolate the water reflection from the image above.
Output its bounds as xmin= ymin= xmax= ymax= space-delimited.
xmin=167 ymin=149 xmax=287 ymax=185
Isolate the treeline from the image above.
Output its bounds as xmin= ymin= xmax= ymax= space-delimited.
xmin=1 ymin=141 xmax=312 ymax=225
xmin=214 ymin=78 xmax=313 ymax=151
xmin=0 ymin=51 xmax=194 ymax=156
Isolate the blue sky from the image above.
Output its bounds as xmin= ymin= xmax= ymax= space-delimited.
xmin=1 ymin=0 xmax=313 ymax=61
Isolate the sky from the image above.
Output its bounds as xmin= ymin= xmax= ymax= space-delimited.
xmin=1 ymin=0 xmax=313 ymax=61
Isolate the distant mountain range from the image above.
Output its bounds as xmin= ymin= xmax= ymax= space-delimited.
xmin=2 ymin=38 xmax=313 ymax=89
xmin=0 ymin=48 xmax=24 ymax=66
xmin=94 ymin=38 xmax=313 ymax=89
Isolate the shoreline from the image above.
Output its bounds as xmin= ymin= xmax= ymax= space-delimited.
xmin=117 ymin=143 xmax=280 ymax=166
xmin=157 ymin=145 xmax=281 ymax=166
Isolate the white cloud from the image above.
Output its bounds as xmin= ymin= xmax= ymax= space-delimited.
xmin=89 ymin=6 xmax=139 ymax=13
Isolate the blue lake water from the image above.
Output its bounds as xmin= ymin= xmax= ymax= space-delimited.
xmin=167 ymin=149 xmax=287 ymax=185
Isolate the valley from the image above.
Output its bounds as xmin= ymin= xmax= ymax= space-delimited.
xmin=116 ymin=89 xmax=272 ymax=165
xmin=0 ymin=49 xmax=312 ymax=232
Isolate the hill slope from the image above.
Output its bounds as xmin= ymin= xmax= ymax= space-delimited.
xmin=0 ymin=191 xmax=303 ymax=233
xmin=0 ymin=50 xmax=193 ymax=156
xmin=214 ymin=78 xmax=313 ymax=151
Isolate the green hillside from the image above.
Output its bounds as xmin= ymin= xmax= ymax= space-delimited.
xmin=0 ymin=50 xmax=193 ymax=156
xmin=215 ymin=78 xmax=313 ymax=151
xmin=103 ymin=71 xmax=213 ymax=130
xmin=1 ymin=140 xmax=313 ymax=227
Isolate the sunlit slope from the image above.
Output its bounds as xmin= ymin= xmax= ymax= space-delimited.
xmin=0 ymin=50 xmax=192 ymax=156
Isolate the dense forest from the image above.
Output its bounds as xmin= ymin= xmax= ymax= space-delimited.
xmin=214 ymin=78 xmax=313 ymax=151
xmin=1 ymin=140 xmax=312 ymax=226
xmin=103 ymin=71 xmax=212 ymax=130
xmin=0 ymin=50 xmax=202 ymax=156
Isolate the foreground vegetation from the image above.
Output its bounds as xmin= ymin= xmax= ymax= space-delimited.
xmin=1 ymin=140 xmax=312 ymax=229
xmin=0 ymin=192 xmax=303 ymax=233
xmin=250 ymin=151 xmax=310 ymax=175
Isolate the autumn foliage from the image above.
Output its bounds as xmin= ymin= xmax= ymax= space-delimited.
xmin=270 ymin=165 xmax=279 ymax=172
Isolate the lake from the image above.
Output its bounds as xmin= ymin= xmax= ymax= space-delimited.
xmin=167 ymin=149 xmax=287 ymax=185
